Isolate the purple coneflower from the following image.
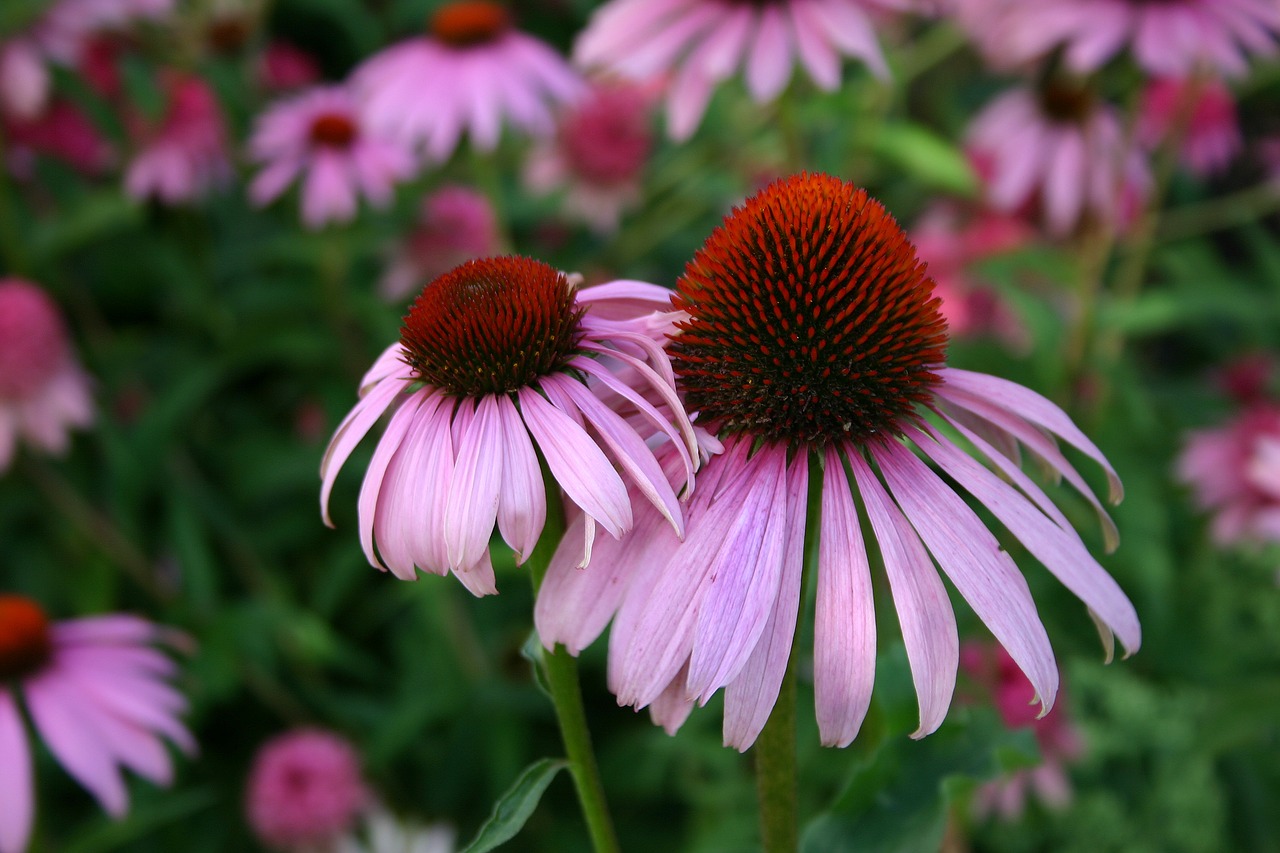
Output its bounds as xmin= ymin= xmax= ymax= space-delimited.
xmin=124 ymin=72 xmax=230 ymax=204
xmin=244 ymin=729 xmax=369 ymax=851
xmin=351 ymin=1 xmax=583 ymax=162
xmin=1137 ymin=77 xmax=1241 ymax=178
xmin=966 ymin=81 xmax=1150 ymax=237
xmin=0 ymin=597 xmax=193 ymax=853
xmin=379 ymin=186 xmax=501 ymax=302
xmin=575 ymin=0 xmax=897 ymax=141
xmin=0 ymin=279 xmax=93 ymax=473
xmin=248 ymin=86 xmax=416 ymax=229
xmin=321 ymin=256 xmax=698 ymax=595
xmin=1178 ymin=403 xmax=1280 ymax=547
xmin=537 ymin=173 xmax=1140 ymax=749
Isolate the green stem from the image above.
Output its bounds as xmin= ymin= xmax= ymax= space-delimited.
xmin=527 ymin=480 xmax=621 ymax=853
xmin=0 ymin=133 xmax=32 ymax=276
xmin=1157 ymin=183 xmax=1280 ymax=243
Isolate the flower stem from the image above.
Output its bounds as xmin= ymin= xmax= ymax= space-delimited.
xmin=527 ymin=481 xmax=621 ymax=853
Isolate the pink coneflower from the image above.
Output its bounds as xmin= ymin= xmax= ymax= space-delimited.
xmin=244 ymin=729 xmax=369 ymax=851
xmin=258 ymin=41 xmax=322 ymax=93
xmin=1138 ymin=77 xmax=1241 ymax=177
xmin=962 ymin=642 xmax=1083 ymax=820
xmin=967 ymin=82 xmax=1150 ymax=237
xmin=0 ymin=279 xmax=94 ymax=473
xmin=911 ymin=203 xmax=1031 ymax=349
xmin=537 ymin=174 xmax=1140 ymax=750
xmin=321 ymin=256 xmax=698 ymax=595
xmin=1178 ymin=404 xmax=1280 ymax=547
xmin=4 ymin=99 xmax=115 ymax=177
xmin=0 ymin=597 xmax=193 ymax=853
xmin=379 ymin=186 xmax=501 ymax=302
xmin=575 ymin=0 xmax=895 ymax=141
xmin=0 ymin=39 xmax=50 ymax=119
xmin=1011 ymin=0 xmax=1280 ymax=79
xmin=249 ymin=86 xmax=415 ymax=229
xmin=525 ymin=81 xmax=655 ymax=234
xmin=351 ymin=1 xmax=583 ymax=161
xmin=124 ymin=72 xmax=230 ymax=204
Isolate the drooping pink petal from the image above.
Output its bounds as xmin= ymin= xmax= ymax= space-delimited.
xmin=357 ymin=395 xmax=422 ymax=570
xmin=494 ymin=394 xmax=545 ymax=562
xmin=24 ymin=674 xmax=129 ymax=816
xmin=0 ymin=690 xmax=33 ymax=853
xmin=444 ymin=394 xmax=505 ymax=571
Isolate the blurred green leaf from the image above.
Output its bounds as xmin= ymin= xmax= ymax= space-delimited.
xmin=460 ymin=758 xmax=569 ymax=853
xmin=861 ymin=122 xmax=978 ymax=195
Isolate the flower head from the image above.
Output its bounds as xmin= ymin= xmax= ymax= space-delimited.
xmin=575 ymin=0 xmax=896 ymax=141
xmin=124 ymin=72 xmax=231 ymax=204
xmin=249 ymin=86 xmax=416 ymax=229
xmin=1138 ymin=76 xmax=1241 ymax=177
xmin=352 ymin=1 xmax=583 ymax=161
xmin=525 ymin=81 xmax=655 ymax=234
xmin=379 ymin=186 xmax=501 ymax=302
xmin=1178 ymin=403 xmax=1280 ymax=547
xmin=321 ymin=255 xmax=698 ymax=595
xmin=537 ymin=173 xmax=1140 ymax=749
xmin=3 ymin=100 xmax=115 ymax=176
xmin=967 ymin=81 xmax=1150 ymax=236
xmin=0 ymin=279 xmax=94 ymax=473
xmin=0 ymin=597 xmax=193 ymax=853
xmin=257 ymin=41 xmax=322 ymax=93
xmin=245 ymin=729 xmax=369 ymax=851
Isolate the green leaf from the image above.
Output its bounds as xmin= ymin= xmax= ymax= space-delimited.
xmin=460 ymin=758 xmax=569 ymax=853
xmin=31 ymin=193 xmax=142 ymax=260
xmin=863 ymin=122 xmax=978 ymax=195
xmin=520 ymin=630 xmax=553 ymax=698
xmin=802 ymin=709 xmax=1037 ymax=853
xmin=64 ymin=789 xmax=218 ymax=853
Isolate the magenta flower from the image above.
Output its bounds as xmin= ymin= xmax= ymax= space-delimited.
xmin=1178 ymin=404 xmax=1280 ymax=547
xmin=244 ymin=729 xmax=369 ymax=851
xmin=537 ymin=174 xmax=1140 ymax=750
xmin=249 ymin=86 xmax=416 ymax=229
xmin=124 ymin=72 xmax=230 ymax=204
xmin=525 ymin=81 xmax=655 ymax=234
xmin=0 ymin=596 xmax=193 ymax=853
xmin=352 ymin=1 xmax=583 ymax=162
xmin=379 ymin=186 xmax=501 ymax=302
xmin=0 ymin=279 xmax=94 ymax=473
xmin=321 ymin=255 xmax=698 ymax=595
xmin=575 ymin=0 xmax=896 ymax=141
xmin=997 ymin=0 xmax=1280 ymax=78
xmin=1138 ymin=77 xmax=1241 ymax=178
xmin=967 ymin=82 xmax=1150 ymax=236
xmin=4 ymin=100 xmax=115 ymax=177
xmin=962 ymin=642 xmax=1083 ymax=820
xmin=257 ymin=41 xmax=321 ymax=93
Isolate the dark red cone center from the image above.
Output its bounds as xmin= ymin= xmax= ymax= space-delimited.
xmin=0 ymin=596 xmax=53 ymax=681
xmin=400 ymin=256 xmax=584 ymax=397
xmin=309 ymin=112 xmax=358 ymax=148
xmin=430 ymin=1 xmax=511 ymax=47
xmin=671 ymin=173 xmax=948 ymax=446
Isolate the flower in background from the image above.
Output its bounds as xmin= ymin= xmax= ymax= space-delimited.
xmin=911 ymin=203 xmax=1031 ymax=350
xmin=321 ymin=256 xmax=698 ymax=596
xmin=1178 ymin=404 xmax=1280 ymax=547
xmin=1138 ymin=77 xmax=1241 ymax=177
xmin=245 ymin=729 xmax=369 ymax=852
xmin=1217 ymin=353 xmax=1275 ymax=406
xmin=3 ymin=100 xmax=115 ymax=177
xmin=525 ymin=81 xmax=655 ymax=234
xmin=249 ymin=86 xmax=416 ymax=229
xmin=967 ymin=81 xmax=1150 ymax=237
xmin=538 ymin=174 xmax=1140 ymax=749
xmin=997 ymin=0 xmax=1280 ymax=78
xmin=258 ymin=41 xmax=322 ymax=93
xmin=962 ymin=642 xmax=1083 ymax=820
xmin=124 ymin=72 xmax=231 ymax=204
xmin=0 ymin=279 xmax=94 ymax=473
xmin=379 ymin=186 xmax=500 ymax=302
xmin=0 ymin=598 xmax=193 ymax=853
xmin=336 ymin=810 xmax=455 ymax=853
xmin=575 ymin=0 xmax=895 ymax=141
xmin=352 ymin=1 xmax=583 ymax=162
xmin=0 ymin=39 xmax=50 ymax=119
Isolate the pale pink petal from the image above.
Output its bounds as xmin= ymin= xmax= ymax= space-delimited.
xmin=494 ymin=394 xmax=545 ymax=562
xmin=745 ymin=5 xmax=794 ymax=102
xmin=0 ymin=690 xmax=33 ymax=853
xmin=357 ymin=395 xmax=421 ymax=570
xmin=24 ymin=674 xmax=129 ymax=816
xmin=444 ymin=394 xmax=504 ymax=571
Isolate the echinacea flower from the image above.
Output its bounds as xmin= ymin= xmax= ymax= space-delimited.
xmin=525 ymin=81 xmax=655 ymax=234
xmin=1177 ymin=403 xmax=1280 ymax=547
xmin=379 ymin=186 xmax=501 ymax=302
xmin=249 ymin=86 xmax=416 ymax=229
xmin=124 ymin=72 xmax=230 ymax=204
xmin=961 ymin=642 xmax=1083 ymax=820
xmin=257 ymin=41 xmax=321 ymax=93
xmin=245 ymin=729 xmax=369 ymax=851
xmin=4 ymin=99 xmax=115 ymax=177
xmin=0 ymin=596 xmax=193 ymax=853
xmin=1138 ymin=77 xmax=1241 ymax=177
xmin=0 ymin=279 xmax=94 ymax=473
xmin=537 ymin=173 xmax=1140 ymax=749
xmin=0 ymin=39 xmax=50 ymax=119
xmin=996 ymin=0 xmax=1280 ymax=79
xmin=321 ymin=255 xmax=698 ymax=595
xmin=575 ymin=0 xmax=896 ymax=141
xmin=967 ymin=81 xmax=1150 ymax=236
xmin=352 ymin=1 xmax=583 ymax=161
